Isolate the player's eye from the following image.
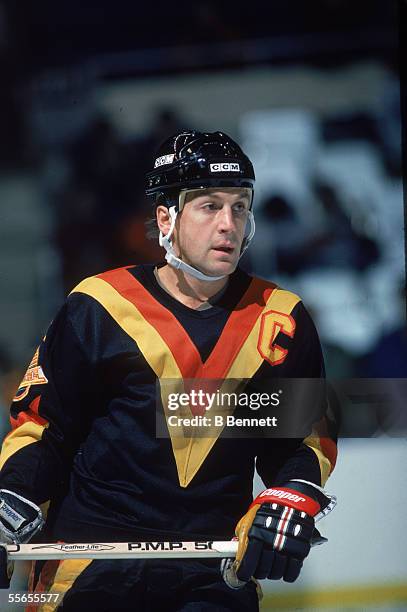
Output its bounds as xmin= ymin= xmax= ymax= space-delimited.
xmin=202 ymin=202 xmax=219 ymax=211
xmin=233 ymin=203 xmax=248 ymax=215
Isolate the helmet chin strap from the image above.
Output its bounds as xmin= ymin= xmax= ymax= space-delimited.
xmin=158 ymin=206 xmax=256 ymax=283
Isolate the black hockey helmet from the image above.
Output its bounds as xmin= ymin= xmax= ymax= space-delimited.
xmin=145 ymin=131 xmax=255 ymax=210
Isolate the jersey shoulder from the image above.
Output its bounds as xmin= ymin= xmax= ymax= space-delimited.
xmin=69 ymin=265 xmax=139 ymax=295
xmin=67 ymin=264 xmax=163 ymax=331
xmin=248 ymin=272 xmax=303 ymax=313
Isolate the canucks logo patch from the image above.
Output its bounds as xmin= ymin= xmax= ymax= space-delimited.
xmin=13 ymin=347 xmax=48 ymax=402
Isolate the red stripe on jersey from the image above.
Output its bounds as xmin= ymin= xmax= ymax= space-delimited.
xmin=26 ymin=559 xmax=61 ymax=612
xmin=320 ymin=436 xmax=338 ymax=472
xmin=98 ymin=268 xmax=276 ymax=381
xmin=313 ymin=416 xmax=338 ymax=473
xmin=202 ymin=278 xmax=276 ymax=378
xmin=98 ymin=268 xmax=201 ymax=378
xmin=10 ymin=396 xmax=48 ymax=431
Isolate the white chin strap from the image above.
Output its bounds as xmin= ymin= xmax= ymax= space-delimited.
xmin=159 ymin=206 xmax=256 ymax=283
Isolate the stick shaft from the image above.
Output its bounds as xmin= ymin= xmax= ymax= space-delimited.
xmin=6 ymin=540 xmax=238 ymax=561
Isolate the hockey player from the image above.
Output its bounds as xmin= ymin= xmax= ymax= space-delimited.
xmin=0 ymin=131 xmax=337 ymax=611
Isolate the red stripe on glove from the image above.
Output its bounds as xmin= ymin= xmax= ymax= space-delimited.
xmin=250 ymin=487 xmax=320 ymax=517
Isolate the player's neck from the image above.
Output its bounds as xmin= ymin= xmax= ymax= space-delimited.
xmin=156 ymin=264 xmax=229 ymax=309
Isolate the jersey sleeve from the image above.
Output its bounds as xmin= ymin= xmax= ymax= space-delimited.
xmin=255 ymin=301 xmax=338 ymax=488
xmin=0 ymin=294 xmax=99 ymax=505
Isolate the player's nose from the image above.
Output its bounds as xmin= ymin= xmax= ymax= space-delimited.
xmin=217 ymin=206 xmax=236 ymax=232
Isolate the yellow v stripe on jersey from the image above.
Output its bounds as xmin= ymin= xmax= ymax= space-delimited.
xmin=73 ymin=269 xmax=301 ymax=487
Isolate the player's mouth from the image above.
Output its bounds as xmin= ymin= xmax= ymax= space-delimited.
xmin=212 ymin=244 xmax=235 ymax=254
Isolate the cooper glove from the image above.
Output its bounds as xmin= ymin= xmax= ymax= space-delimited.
xmin=222 ymin=480 xmax=336 ymax=588
xmin=0 ymin=489 xmax=44 ymax=589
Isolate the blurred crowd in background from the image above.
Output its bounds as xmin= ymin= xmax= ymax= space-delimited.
xmin=0 ymin=1 xmax=404 ymax=440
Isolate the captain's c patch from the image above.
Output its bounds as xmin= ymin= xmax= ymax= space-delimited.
xmin=257 ymin=309 xmax=296 ymax=366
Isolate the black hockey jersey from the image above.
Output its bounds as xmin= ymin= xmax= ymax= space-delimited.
xmin=0 ymin=264 xmax=337 ymax=542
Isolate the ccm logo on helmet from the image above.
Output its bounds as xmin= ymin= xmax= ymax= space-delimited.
xmin=259 ymin=489 xmax=306 ymax=503
xmin=209 ymin=163 xmax=240 ymax=173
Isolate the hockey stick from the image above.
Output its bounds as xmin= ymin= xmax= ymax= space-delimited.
xmin=5 ymin=540 xmax=238 ymax=561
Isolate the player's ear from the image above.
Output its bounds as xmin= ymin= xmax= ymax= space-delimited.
xmin=156 ymin=205 xmax=171 ymax=236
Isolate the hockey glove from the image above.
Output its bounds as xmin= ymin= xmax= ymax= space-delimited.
xmin=222 ymin=480 xmax=336 ymax=588
xmin=0 ymin=490 xmax=44 ymax=589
